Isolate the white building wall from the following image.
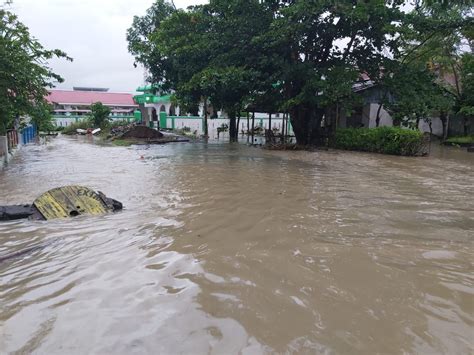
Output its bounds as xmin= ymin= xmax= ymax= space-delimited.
xmin=368 ymin=103 xmax=393 ymax=128
xmin=368 ymin=103 xmax=443 ymax=136
xmin=419 ymin=118 xmax=443 ymax=136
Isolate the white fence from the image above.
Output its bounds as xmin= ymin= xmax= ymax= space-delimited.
xmin=53 ymin=115 xmax=136 ymax=127
xmin=163 ymin=116 xmax=293 ymax=138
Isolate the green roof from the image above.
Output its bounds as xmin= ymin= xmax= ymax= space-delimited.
xmin=133 ymin=93 xmax=171 ymax=105
xmin=136 ymin=84 xmax=161 ymax=92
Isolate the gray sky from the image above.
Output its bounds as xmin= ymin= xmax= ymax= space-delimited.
xmin=12 ymin=0 xmax=207 ymax=93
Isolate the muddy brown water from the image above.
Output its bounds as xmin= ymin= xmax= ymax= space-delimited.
xmin=0 ymin=136 xmax=473 ymax=354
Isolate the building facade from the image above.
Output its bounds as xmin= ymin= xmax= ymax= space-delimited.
xmin=47 ymin=88 xmax=139 ymax=127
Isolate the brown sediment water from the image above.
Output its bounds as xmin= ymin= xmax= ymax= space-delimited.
xmin=0 ymin=136 xmax=472 ymax=354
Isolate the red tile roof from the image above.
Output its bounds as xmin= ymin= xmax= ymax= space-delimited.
xmin=47 ymin=90 xmax=137 ymax=106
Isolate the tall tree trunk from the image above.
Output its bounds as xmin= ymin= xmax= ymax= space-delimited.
xmin=445 ymin=113 xmax=450 ymax=140
xmin=376 ymin=103 xmax=383 ymax=127
xmin=203 ymin=97 xmax=208 ymax=138
xmin=289 ymin=104 xmax=324 ymax=146
xmin=229 ymin=112 xmax=238 ymax=142
xmin=268 ymin=113 xmax=272 ymax=132
xmin=440 ymin=111 xmax=448 ymax=141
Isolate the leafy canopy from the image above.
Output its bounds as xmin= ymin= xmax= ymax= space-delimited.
xmin=127 ymin=0 xmax=473 ymax=144
xmin=0 ymin=3 xmax=71 ymax=134
xmin=89 ymin=102 xmax=111 ymax=129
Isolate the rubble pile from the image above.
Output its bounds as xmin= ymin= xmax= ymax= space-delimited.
xmin=121 ymin=125 xmax=164 ymax=139
xmin=110 ymin=124 xmax=164 ymax=139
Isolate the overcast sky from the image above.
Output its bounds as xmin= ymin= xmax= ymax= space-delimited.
xmin=12 ymin=0 xmax=207 ymax=93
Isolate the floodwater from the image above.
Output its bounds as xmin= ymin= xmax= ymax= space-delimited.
xmin=0 ymin=136 xmax=473 ymax=354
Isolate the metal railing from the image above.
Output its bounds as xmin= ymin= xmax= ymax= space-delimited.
xmin=21 ymin=125 xmax=37 ymax=144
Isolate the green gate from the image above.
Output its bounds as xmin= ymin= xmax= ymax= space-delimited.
xmin=159 ymin=112 xmax=167 ymax=129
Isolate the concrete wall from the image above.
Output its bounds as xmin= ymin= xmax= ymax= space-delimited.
xmin=365 ymin=104 xmax=444 ymax=136
xmin=448 ymin=116 xmax=474 ymax=136
xmin=368 ymin=104 xmax=393 ymax=128
xmin=0 ymin=134 xmax=20 ymax=167
xmin=419 ymin=117 xmax=443 ymax=136
xmin=0 ymin=136 xmax=8 ymax=164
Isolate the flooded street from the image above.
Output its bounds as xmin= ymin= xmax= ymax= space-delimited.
xmin=0 ymin=137 xmax=473 ymax=354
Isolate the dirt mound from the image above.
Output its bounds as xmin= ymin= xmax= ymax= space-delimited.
xmin=121 ymin=126 xmax=163 ymax=139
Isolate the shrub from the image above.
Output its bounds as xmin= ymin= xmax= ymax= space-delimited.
xmin=332 ymin=127 xmax=426 ymax=156
xmin=61 ymin=120 xmax=91 ymax=135
xmin=90 ymin=102 xmax=111 ymax=129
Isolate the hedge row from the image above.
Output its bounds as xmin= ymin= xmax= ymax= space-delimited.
xmin=332 ymin=127 xmax=426 ymax=156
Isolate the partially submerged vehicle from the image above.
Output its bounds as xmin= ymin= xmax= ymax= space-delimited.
xmin=0 ymin=186 xmax=122 ymax=221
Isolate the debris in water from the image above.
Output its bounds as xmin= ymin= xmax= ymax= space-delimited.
xmin=0 ymin=186 xmax=122 ymax=221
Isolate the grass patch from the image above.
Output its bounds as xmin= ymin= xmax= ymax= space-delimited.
xmin=332 ymin=127 xmax=426 ymax=156
xmin=112 ymin=139 xmax=135 ymax=146
xmin=445 ymin=135 xmax=474 ymax=145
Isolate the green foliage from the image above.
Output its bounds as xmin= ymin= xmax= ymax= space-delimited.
xmin=382 ymin=62 xmax=454 ymax=128
xmin=0 ymin=4 xmax=71 ymax=135
xmin=29 ymin=102 xmax=55 ymax=132
xmin=112 ymin=139 xmax=134 ymax=147
xmin=397 ymin=2 xmax=472 ymax=126
xmin=90 ymin=102 xmax=111 ymax=129
xmin=127 ymin=0 xmax=473 ymax=145
xmin=126 ymin=0 xmax=175 ymax=88
xmin=458 ymin=53 xmax=474 ymax=116
xmin=444 ymin=135 xmax=474 ymax=145
xmin=333 ymin=127 xmax=426 ymax=156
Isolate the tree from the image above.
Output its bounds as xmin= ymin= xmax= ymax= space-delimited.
xmin=126 ymin=0 xmax=175 ymax=89
xmin=89 ymin=102 xmax=111 ymax=129
xmin=30 ymin=101 xmax=55 ymax=132
xmin=255 ymin=1 xmax=408 ymax=145
xmin=154 ymin=7 xmax=215 ymax=134
xmin=194 ymin=0 xmax=272 ymax=141
xmin=129 ymin=0 xmax=271 ymax=142
xmin=398 ymin=0 xmax=473 ymax=137
xmin=127 ymin=0 xmax=472 ymax=145
xmin=378 ymin=61 xmax=454 ymax=132
xmin=188 ymin=66 xmax=257 ymax=141
xmin=0 ymin=4 xmax=70 ymax=135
